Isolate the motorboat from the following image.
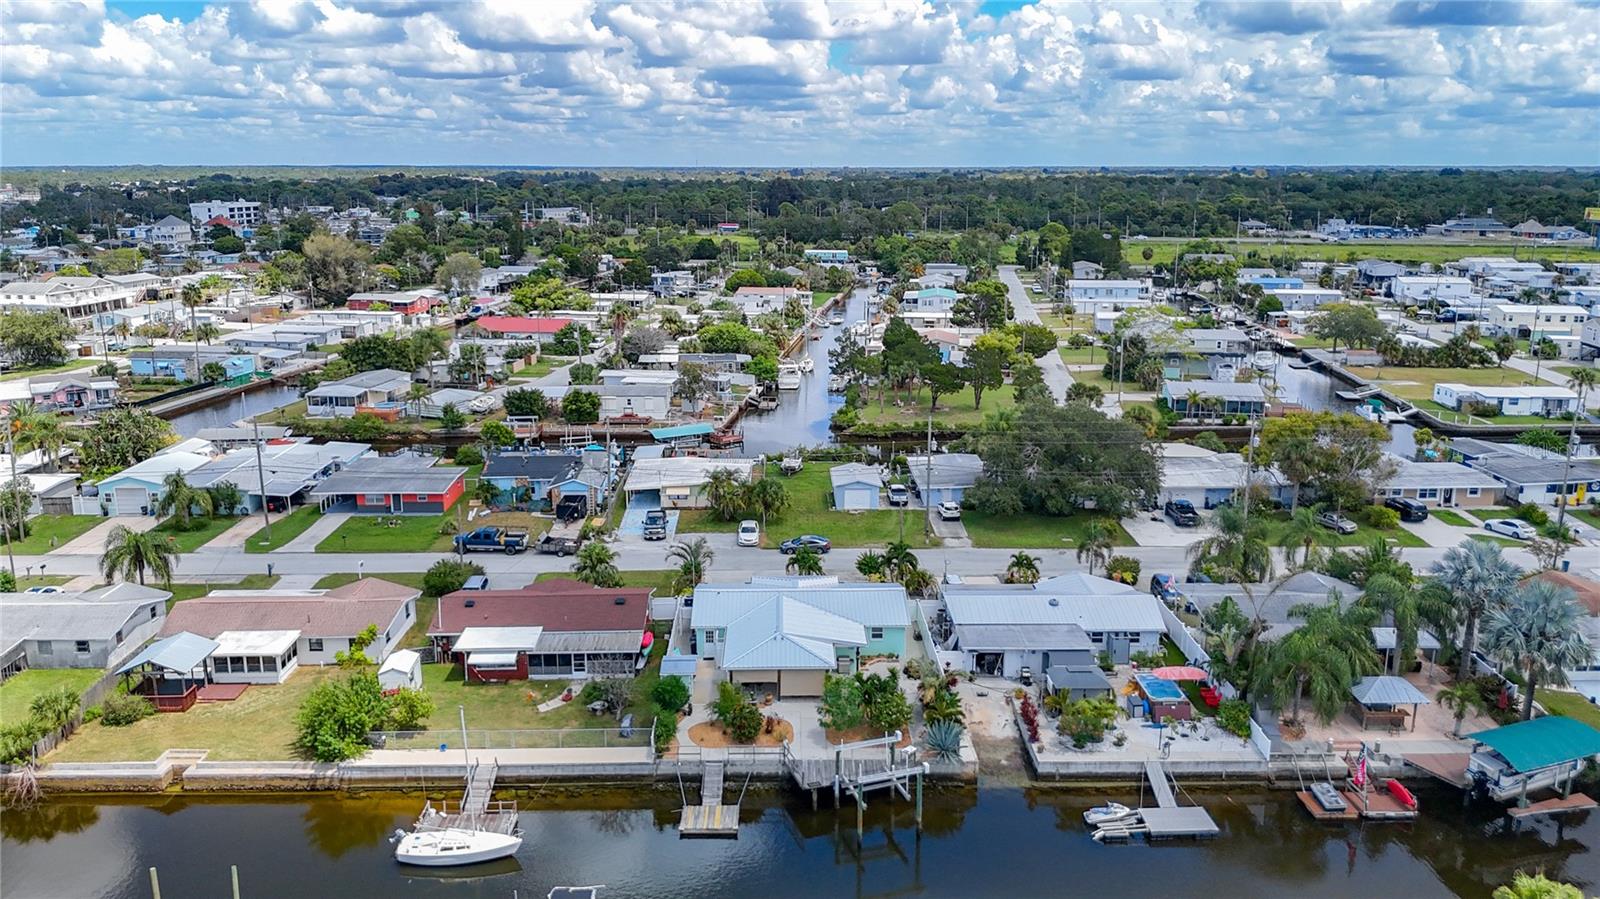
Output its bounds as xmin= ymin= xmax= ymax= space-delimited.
xmin=829 ymin=312 xmax=845 ymax=325
xmin=1252 ymin=350 xmax=1277 ymax=371
xmin=1082 ymin=801 xmax=1138 ymax=827
xmin=777 ymin=363 xmax=802 ymax=390
xmin=798 ymin=357 xmax=815 ymax=374
xmin=827 ymin=375 xmax=845 ymax=393
xmin=395 ymin=828 xmax=523 ymax=867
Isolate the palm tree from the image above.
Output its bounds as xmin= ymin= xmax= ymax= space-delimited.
xmin=703 ymin=468 xmax=746 ymax=522
xmin=1266 ymin=597 xmax=1381 ymax=724
xmin=191 ymin=322 xmax=222 ymax=345
xmin=899 ymin=566 xmax=936 ymax=597
xmin=29 ymin=685 xmax=81 ymax=731
xmin=407 ymin=382 xmax=431 ymax=419
xmin=883 ymin=541 xmax=918 ymax=582
xmin=1186 ymin=503 xmax=1273 ymax=584
xmin=100 ymin=524 xmax=178 ymax=586
xmin=410 ymin=328 xmax=449 ymax=388
xmin=1435 ymin=681 xmax=1487 ymax=738
xmin=1277 ymin=506 xmax=1325 ymax=570
xmin=10 ymin=403 xmax=70 ymax=473
xmin=786 ymin=545 xmax=824 ymax=576
xmin=1482 ymin=579 xmax=1592 ymax=720
xmin=154 ymin=472 xmax=213 ymax=528
xmin=1359 ymin=572 xmax=1451 ymax=674
xmin=666 ymin=537 xmax=715 ymax=594
xmin=1430 ymin=539 xmax=1521 ymax=682
xmin=744 ymin=477 xmax=789 ymax=529
xmin=855 ymin=550 xmax=888 ymax=581
xmin=922 ymin=690 xmax=965 ymax=725
xmin=571 ymin=542 xmax=621 ymax=588
xmin=1076 ymin=518 xmax=1115 ymax=576
xmin=1006 ymin=552 xmax=1040 ymax=584
xmin=180 ymin=283 xmax=204 ymax=382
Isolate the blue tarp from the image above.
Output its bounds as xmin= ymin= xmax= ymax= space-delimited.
xmin=649 ymin=423 xmax=714 ymax=441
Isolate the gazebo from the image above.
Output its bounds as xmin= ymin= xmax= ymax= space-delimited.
xmin=1350 ymin=675 xmax=1430 ymax=731
xmin=115 ymin=631 xmax=218 ymax=712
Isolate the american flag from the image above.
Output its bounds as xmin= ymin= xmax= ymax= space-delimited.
xmin=1353 ymin=745 xmax=1368 ymax=788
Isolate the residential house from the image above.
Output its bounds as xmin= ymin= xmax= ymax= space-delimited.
xmin=939 ymin=573 xmax=1166 ymax=669
xmin=90 ymin=450 xmax=212 ymax=516
xmin=148 ymin=215 xmax=193 ymax=248
xmin=1067 ymin=279 xmax=1147 ymax=303
xmin=901 ymin=287 xmax=961 ymax=313
xmin=1487 ymin=305 xmax=1590 ymax=340
xmin=1072 ymin=261 xmax=1104 ymax=280
xmin=188 ymin=439 xmax=370 ymax=513
xmin=346 ymin=289 xmax=442 ymax=317
xmin=0 ymin=584 xmax=171 ymax=679
xmin=159 ymin=578 xmax=420 ymax=670
xmin=1161 ymin=380 xmax=1267 ymax=419
xmin=1266 ymin=287 xmax=1343 ymax=311
xmin=597 ymin=381 xmax=673 ymax=420
xmin=481 ymin=450 xmax=587 ymax=510
xmin=308 ymin=454 xmax=466 ymax=514
xmin=690 ymin=576 xmax=910 ymax=697
xmin=1464 ymin=451 xmax=1600 ymax=507
xmin=1157 ymin=443 xmax=1290 ymax=509
xmin=830 ymin=463 xmax=884 ymax=510
xmin=305 ymin=368 xmax=412 ymax=418
xmin=430 ymin=579 xmax=652 ymax=682
xmin=1379 ymin=456 xmax=1504 ymax=507
xmin=904 ymin=453 xmax=983 ymax=505
xmin=922 ymin=264 xmax=969 ymax=283
xmin=1182 ymin=572 xmax=1366 ymax=641
xmin=652 ymin=271 xmax=696 ymax=297
xmin=24 ymin=373 xmax=119 ymax=412
xmin=804 ymin=249 xmax=850 ymax=265
xmin=732 ymin=286 xmax=810 ymax=314
xmin=1431 ymin=383 xmax=1578 ymax=417
xmin=295 ymin=309 xmax=405 ymax=339
xmin=1355 ymin=260 xmax=1407 ymax=290
xmin=624 ymin=456 xmax=758 ymax=510
xmin=468 ymin=315 xmax=573 ymax=345
xmin=224 ymin=322 xmax=344 ymax=354
xmin=1512 ymin=220 xmax=1587 ymax=241
xmin=0 ymin=276 xmax=140 ymax=323
xmin=129 ymin=345 xmax=257 ymax=383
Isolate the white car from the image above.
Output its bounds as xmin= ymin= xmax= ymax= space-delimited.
xmin=1484 ymin=518 xmax=1537 ymax=540
xmin=936 ymin=501 xmax=963 ymax=521
xmin=23 ymin=586 xmax=63 ymax=594
xmin=737 ymin=520 xmax=760 ymax=547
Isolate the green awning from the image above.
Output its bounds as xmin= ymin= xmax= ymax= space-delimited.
xmin=1468 ymin=716 xmax=1600 ymax=773
xmin=650 ymin=423 xmax=714 ymax=441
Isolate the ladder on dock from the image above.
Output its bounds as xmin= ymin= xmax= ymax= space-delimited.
xmin=413 ymin=758 xmax=519 ymax=837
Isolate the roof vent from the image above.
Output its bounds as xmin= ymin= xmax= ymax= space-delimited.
xmin=464 ymin=599 xmax=476 ymax=608
xmin=613 ymin=597 xmax=627 ymax=605
xmin=1047 ymin=598 xmax=1060 ymax=607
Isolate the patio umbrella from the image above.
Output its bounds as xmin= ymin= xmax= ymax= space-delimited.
xmin=1151 ymin=665 xmax=1208 ymax=681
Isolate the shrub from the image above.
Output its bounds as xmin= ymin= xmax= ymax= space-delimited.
xmin=923 ymin=720 xmax=965 ymax=760
xmin=384 ymin=688 xmax=435 ymax=731
xmin=101 ymin=692 xmax=156 ymax=727
xmin=1218 ymin=699 xmax=1252 ymax=738
xmin=1105 ymin=555 xmax=1141 ymax=585
xmin=650 ymin=676 xmax=690 ymax=714
xmin=1363 ymin=504 xmax=1400 ymax=530
xmin=452 ymin=445 xmax=484 ymax=467
xmin=0 ymin=570 xmax=15 ymax=592
xmin=1511 ymin=502 xmax=1550 ymax=526
xmin=1019 ymin=694 xmax=1041 ymax=743
xmin=436 ymin=518 xmax=460 ymax=536
xmin=653 ymin=714 xmax=677 ymax=752
xmin=295 ymin=673 xmax=388 ymax=762
xmin=423 ymin=559 xmax=485 ymax=596
xmin=865 ymin=685 xmax=913 ymax=734
xmin=818 ymin=674 xmax=865 ymax=731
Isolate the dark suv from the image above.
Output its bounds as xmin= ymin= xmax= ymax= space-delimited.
xmin=1385 ymin=497 xmax=1429 ymax=522
xmin=1164 ymin=499 xmax=1200 ymax=527
xmin=642 ymin=509 xmax=668 ymax=540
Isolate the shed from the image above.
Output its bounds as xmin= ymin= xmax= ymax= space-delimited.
xmin=829 ymin=463 xmax=884 ymax=510
xmin=1044 ymin=665 xmax=1114 ymax=702
xmin=378 ymin=648 xmax=424 ymax=691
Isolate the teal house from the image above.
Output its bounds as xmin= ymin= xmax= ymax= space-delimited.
xmin=689 ymin=576 xmax=909 ymax=699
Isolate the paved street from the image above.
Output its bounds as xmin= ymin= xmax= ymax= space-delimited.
xmin=999 ymin=265 xmax=1073 ymax=402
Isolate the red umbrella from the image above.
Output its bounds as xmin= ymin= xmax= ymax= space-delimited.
xmin=1151 ymin=665 xmax=1208 ymax=681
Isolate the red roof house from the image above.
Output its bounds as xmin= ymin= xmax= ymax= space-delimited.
xmin=471 ymin=316 xmax=574 ymax=339
xmin=430 ymin=578 xmax=653 ymax=681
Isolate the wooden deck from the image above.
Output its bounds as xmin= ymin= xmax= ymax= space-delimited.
xmin=1297 ymin=791 xmax=1359 ymax=821
xmin=1406 ymin=753 xmax=1471 ymax=788
xmin=677 ymin=803 xmax=741 ymax=836
xmin=1298 ymin=787 xmax=1417 ymax=821
xmin=1507 ymin=793 xmax=1598 ymax=819
xmin=196 ymin=683 xmax=248 ymax=702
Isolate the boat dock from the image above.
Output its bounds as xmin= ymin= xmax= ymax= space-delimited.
xmin=1507 ymin=793 xmax=1598 ymax=819
xmin=414 ymin=759 xmax=519 ymax=836
xmin=1094 ymin=761 xmax=1219 ymax=842
xmin=677 ymin=754 xmax=741 ymax=838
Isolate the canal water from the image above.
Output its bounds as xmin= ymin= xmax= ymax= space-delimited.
xmin=2 ymin=786 xmax=1596 ymax=898
xmin=738 ymin=288 xmax=867 ymax=455
xmin=163 ymin=384 xmax=300 ymax=439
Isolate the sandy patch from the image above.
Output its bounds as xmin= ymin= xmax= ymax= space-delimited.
xmin=688 ymin=718 xmax=794 ymax=748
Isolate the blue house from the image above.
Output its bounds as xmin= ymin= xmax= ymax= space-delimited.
xmin=829 ymin=463 xmax=884 ymax=510
xmin=905 ymin=453 xmax=983 ymax=506
xmin=128 ymin=345 xmax=256 ymax=383
xmin=482 ymin=451 xmax=582 ymax=511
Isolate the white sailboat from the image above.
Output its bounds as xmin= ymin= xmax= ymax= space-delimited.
xmin=395 ymin=710 xmax=523 ymax=868
xmin=395 ymin=828 xmax=523 ymax=867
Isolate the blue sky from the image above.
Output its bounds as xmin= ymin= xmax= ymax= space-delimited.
xmin=3 ymin=0 xmax=1597 ymax=167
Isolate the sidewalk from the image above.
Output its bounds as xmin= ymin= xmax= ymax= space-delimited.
xmin=275 ymin=512 xmax=350 ymax=553
xmin=52 ymin=516 xmax=157 ymax=555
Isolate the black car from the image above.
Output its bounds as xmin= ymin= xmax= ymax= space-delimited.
xmin=1385 ymin=497 xmax=1429 ymax=523
xmin=779 ymin=534 xmax=832 ymax=554
xmin=1164 ymin=499 xmax=1200 ymax=527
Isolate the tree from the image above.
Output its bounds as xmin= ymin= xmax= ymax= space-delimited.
xmin=423 ymin=559 xmax=486 ymax=597
xmin=964 ymin=342 xmax=1007 ymax=410
xmin=572 ymin=542 xmax=621 ymax=588
xmin=206 ymin=481 xmax=244 ymax=517
xmin=76 ymin=407 xmax=174 ymax=479
xmin=1187 ymin=503 xmax=1273 ymax=584
xmin=673 ymin=362 xmax=711 ymax=412
xmin=1308 ymin=303 xmax=1385 ymax=353
xmin=724 ymin=269 xmax=767 ymax=291
xmin=0 ymin=478 xmax=34 ymax=541
xmin=478 ymin=419 xmax=514 ymax=450
xmin=924 ymin=362 xmax=966 ymax=412
xmin=703 ymin=467 xmax=748 ymax=521
xmin=0 ymin=309 xmax=75 ymax=367
xmin=1483 ymin=579 xmax=1592 ymax=720
xmin=561 ymin=390 xmax=600 ymax=424
xmin=745 ymin=476 xmax=789 ymax=528
xmin=667 ymin=537 xmax=715 ymax=593
xmin=1075 ymin=519 xmax=1116 ymax=576
xmin=855 ymin=551 xmax=888 ymax=581
xmin=1277 ymin=506 xmax=1327 ymax=570
xmin=1064 ymin=381 xmax=1104 ymax=405
xmin=301 ymin=232 xmax=371 ymax=306
xmin=1515 ymin=429 xmax=1567 ymax=454
xmin=866 ymin=682 xmax=913 ymax=733
xmin=786 ymin=545 xmax=824 ymax=576
xmin=341 ymin=335 xmax=418 ymax=373
xmin=100 ymin=524 xmax=178 ymax=586
xmin=9 ymin=403 xmax=70 ymax=473
xmin=1266 ymin=597 xmax=1380 ymax=724
xmin=295 ymin=672 xmax=389 ymax=762
xmin=651 ymin=675 xmax=691 ymax=714
xmin=621 ymin=325 xmax=668 ymax=362
xmin=436 ymin=252 xmax=482 ymax=297
xmin=503 ymin=388 xmax=550 ymax=419
xmin=199 ymin=361 xmax=226 ymax=383
xmin=1359 ymin=571 xmax=1449 ymax=674
xmin=1435 ymin=681 xmax=1487 ymax=739
xmin=154 ymin=472 xmax=213 ymax=528
xmin=883 ymin=541 xmax=920 ymax=584
xmin=1005 ymin=552 xmax=1040 ymax=584
xmin=1430 ymin=539 xmax=1521 ymax=682
xmin=449 ymin=343 xmax=489 ymax=384
xmin=336 ymin=624 xmax=380 ymax=668
xmin=437 ymin=403 xmax=467 ymax=432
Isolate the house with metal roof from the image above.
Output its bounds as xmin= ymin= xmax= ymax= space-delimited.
xmin=429 ymin=579 xmax=652 ymax=681
xmin=307 ymin=454 xmax=466 ymax=514
xmin=1157 ymin=443 xmax=1292 ymax=509
xmin=305 ymin=368 xmax=412 ymax=418
xmin=186 ymin=439 xmax=370 ymax=513
xmin=1180 ymin=571 xmax=1362 ymax=641
xmin=690 ymin=576 xmax=909 ymax=697
xmin=1161 ymin=379 xmax=1268 ymax=419
xmin=91 ymin=450 xmax=212 ymax=516
xmin=0 ymin=583 xmax=171 ymax=678
xmin=904 ymin=453 xmax=983 ymax=506
xmin=624 ymin=457 xmax=758 ymax=509
xmin=937 ymin=573 xmax=1162 ymax=673
xmin=1378 ymin=455 xmax=1504 ymax=508
xmin=1464 ymin=450 xmax=1600 ymax=507
xmin=159 ymin=578 xmax=420 ymax=667
xmin=830 ymin=463 xmax=884 ymax=510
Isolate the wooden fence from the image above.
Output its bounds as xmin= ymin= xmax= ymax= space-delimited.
xmin=23 ymin=670 xmax=121 ymax=763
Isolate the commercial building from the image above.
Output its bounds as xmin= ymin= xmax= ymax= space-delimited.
xmin=188 ymin=199 xmax=262 ymax=227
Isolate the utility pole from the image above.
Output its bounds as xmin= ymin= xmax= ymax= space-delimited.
xmin=924 ymin=406 xmax=934 ymax=539
xmin=252 ymin=416 xmax=272 ymax=544
xmin=2 ymin=423 xmax=16 ymax=576
xmin=1552 ymin=377 xmax=1591 ymax=547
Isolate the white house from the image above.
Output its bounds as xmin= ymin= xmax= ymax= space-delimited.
xmin=0 ymin=277 xmax=141 ymax=323
xmin=939 ymin=573 xmax=1166 ymax=669
xmin=1432 ymin=383 xmax=1578 ymax=417
xmin=1067 ymin=279 xmax=1146 ymax=302
xmin=1390 ymin=275 xmax=1476 ymax=304
xmin=149 ymin=215 xmax=194 ymax=248
xmin=188 ymin=199 xmax=262 ymax=226
xmin=1487 ymin=305 xmax=1590 ymax=340
xmin=1266 ymin=287 xmax=1343 ymax=311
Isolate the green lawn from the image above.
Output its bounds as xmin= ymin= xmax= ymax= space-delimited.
xmin=1347 ymin=365 xmax=1541 ymax=396
xmin=1466 ymin=508 xmax=1516 ymax=522
xmin=242 ymin=506 xmax=322 ymax=553
xmin=1119 ymin=238 xmax=1600 ymax=268
xmin=512 ymin=356 xmax=570 ymax=379
xmin=0 ymin=360 xmax=100 ymax=382
xmin=1411 ymin=398 xmax=1559 ymax=426
xmin=855 ymin=385 xmax=1014 ymax=431
xmin=6 ymin=515 xmax=104 ymax=555
xmin=150 ymin=515 xmax=245 ymax=553
xmin=1158 ymin=638 xmax=1216 ymax=717
xmin=674 ymin=464 xmax=934 ymax=548
xmin=165 ymin=574 xmax=281 ymax=608
xmin=1569 ymin=508 xmax=1600 ymax=530
xmin=961 ymin=511 xmax=1133 ymax=549
xmin=0 ymin=669 xmax=104 ymax=725
xmin=317 ymin=513 xmax=457 ymax=552
xmin=1057 ymin=346 xmax=1102 ymax=365
xmin=812 ymin=290 xmax=838 ymax=308
xmin=1430 ymin=509 xmax=1476 ymax=528
xmin=533 ymin=569 xmax=679 ymax=595
xmin=49 ymin=667 xmax=338 ymax=762
xmin=1537 ymin=689 xmax=1600 ymax=731
xmin=1257 ymin=511 xmax=1427 ymax=548
xmin=1469 ymin=534 xmax=1524 ymax=548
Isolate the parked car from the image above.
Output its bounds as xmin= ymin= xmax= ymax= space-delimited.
xmin=1150 ymin=573 xmax=1179 ymax=602
xmin=23 ymin=586 xmax=63 ymax=594
xmin=1164 ymin=499 xmax=1200 ymax=527
xmin=779 ymin=534 xmax=831 ymax=554
xmin=453 ymin=526 xmax=529 ymax=554
xmin=936 ymin=501 xmax=962 ymax=521
xmin=1385 ymin=497 xmax=1429 ymax=522
xmin=642 ymin=509 xmax=669 ymax=541
xmin=737 ymin=520 xmax=760 ymax=547
xmin=1484 ymin=518 xmax=1537 ymax=540
xmin=534 ymin=534 xmax=581 ymax=556
xmin=1315 ymin=510 xmax=1359 ymax=535
xmin=887 ymin=484 xmax=911 ymax=506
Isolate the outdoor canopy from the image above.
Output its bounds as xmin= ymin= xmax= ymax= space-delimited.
xmin=1350 ymin=676 xmax=1431 ymax=707
xmin=115 ymin=631 xmax=218 ymax=675
xmin=1469 ymin=716 xmax=1600 ymax=774
xmin=1151 ymin=665 xmax=1208 ymax=681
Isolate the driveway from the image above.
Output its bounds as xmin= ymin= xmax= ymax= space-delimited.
xmin=276 ymin=511 xmax=351 ymax=553
xmin=1121 ymin=513 xmax=1208 ymax=548
xmin=999 ymin=265 xmax=1073 ymax=402
xmin=929 ymin=510 xmax=970 ymax=546
xmin=52 ymin=516 xmax=158 ymax=555
xmin=617 ymin=504 xmax=680 ymax=540
xmin=1400 ymin=514 xmax=1482 ymax=549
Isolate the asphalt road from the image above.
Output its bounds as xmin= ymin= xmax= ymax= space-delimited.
xmin=999 ymin=265 xmax=1074 ymax=402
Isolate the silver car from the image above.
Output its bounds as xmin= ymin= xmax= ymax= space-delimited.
xmin=1315 ymin=510 xmax=1358 ymax=535
xmin=737 ymin=520 xmax=760 ymax=547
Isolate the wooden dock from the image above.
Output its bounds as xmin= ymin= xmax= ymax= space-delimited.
xmin=1507 ymin=793 xmax=1598 ymax=819
xmin=678 ymin=757 xmax=741 ymax=838
xmin=1297 ymin=785 xmax=1418 ymax=822
xmin=1297 ymin=790 xmax=1360 ymax=822
xmin=415 ymin=760 xmax=519 ymax=836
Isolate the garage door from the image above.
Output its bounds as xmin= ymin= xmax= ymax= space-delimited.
xmin=841 ymin=487 xmax=875 ymax=510
xmin=114 ymin=487 xmax=149 ymax=516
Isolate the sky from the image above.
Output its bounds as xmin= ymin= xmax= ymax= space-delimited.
xmin=2 ymin=0 xmax=1597 ymax=168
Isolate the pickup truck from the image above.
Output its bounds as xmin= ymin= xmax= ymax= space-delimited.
xmin=453 ymin=526 xmax=529 ymax=555
xmin=534 ymin=534 xmax=581 ymax=556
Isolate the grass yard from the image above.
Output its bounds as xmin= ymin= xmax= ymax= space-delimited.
xmin=674 ymin=464 xmax=934 ymax=548
xmin=1469 ymin=534 xmax=1524 ymax=548
xmin=7 ymin=515 xmax=104 ymax=555
xmin=1257 ymin=511 xmax=1427 ymax=548
xmin=1465 ymin=508 xmax=1516 ymax=523
xmin=961 ymin=511 xmax=1134 ymax=549
xmin=317 ymin=513 xmax=458 ymax=553
xmin=533 ymin=569 xmax=680 ymax=595
xmin=812 ymin=290 xmax=838 ymax=308
xmin=0 ymin=669 xmax=104 ymax=725
xmin=0 ymin=360 xmax=99 ymax=382
xmin=165 ymin=574 xmax=281 ymax=608
xmin=512 ymin=356 xmax=570 ymax=379
xmin=1119 ymin=238 xmax=1600 ymax=268
xmin=855 ymin=385 xmax=1014 ymax=431
xmin=49 ymin=667 xmax=339 ymax=762
xmin=1537 ymin=689 xmax=1600 ymax=731
xmin=1346 ymin=365 xmax=1541 ymax=396
xmin=1057 ymin=345 xmax=1103 ymax=365
xmin=150 ymin=515 xmax=246 ymax=553
xmin=1430 ymin=509 xmax=1476 ymax=528
xmin=242 ymin=506 xmax=322 ymax=553
xmin=1285 ymin=336 xmax=1339 ymax=349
